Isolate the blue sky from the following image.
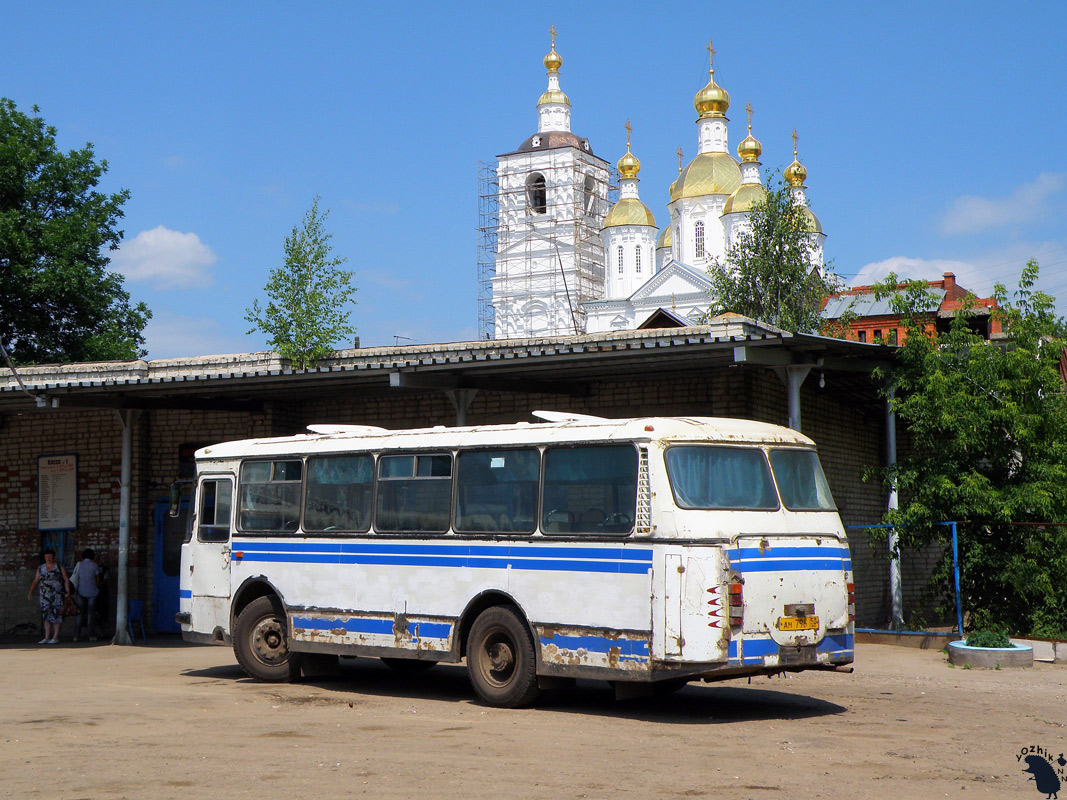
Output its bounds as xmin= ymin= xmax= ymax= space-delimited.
xmin=4 ymin=2 xmax=1066 ymax=358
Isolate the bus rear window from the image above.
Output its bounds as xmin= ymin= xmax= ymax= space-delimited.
xmin=769 ymin=449 xmax=836 ymax=510
xmin=665 ymin=446 xmax=778 ymax=510
xmin=541 ymin=445 xmax=637 ymax=534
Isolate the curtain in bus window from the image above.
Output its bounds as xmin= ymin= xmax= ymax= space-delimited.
xmin=455 ymin=449 xmax=539 ymax=533
xmin=541 ymin=445 xmax=638 ymax=534
xmin=238 ymin=460 xmax=303 ymax=532
xmin=769 ymin=449 xmax=837 ymax=510
xmin=305 ymin=455 xmax=373 ymax=532
xmin=665 ymin=447 xmax=778 ymax=510
xmin=376 ymin=454 xmax=452 ymax=533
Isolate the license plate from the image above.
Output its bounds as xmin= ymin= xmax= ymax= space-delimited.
xmin=776 ymin=615 xmax=819 ymax=631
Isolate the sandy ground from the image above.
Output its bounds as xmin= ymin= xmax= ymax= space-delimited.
xmin=1 ymin=637 xmax=1064 ymax=800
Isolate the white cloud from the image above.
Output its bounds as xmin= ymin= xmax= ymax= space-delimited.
xmin=850 ymin=255 xmax=976 ymax=288
xmin=142 ymin=311 xmax=253 ymax=360
xmin=940 ymin=173 xmax=1067 ymax=236
xmin=112 ymin=226 xmax=217 ymax=289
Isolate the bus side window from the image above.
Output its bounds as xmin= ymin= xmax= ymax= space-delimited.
xmin=238 ymin=460 xmax=303 ymax=532
xmin=541 ymin=445 xmax=638 ymax=535
xmin=376 ymin=453 xmax=452 ymax=533
xmin=198 ymin=479 xmax=232 ymax=543
xmin=304 ymin=454 xmax=373 ymax=532
xmin=454 ymin=449 xmax=539 ymax=533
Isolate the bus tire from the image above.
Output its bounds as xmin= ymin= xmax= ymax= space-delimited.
xmin=233 ymin=595 xmax=301 ymax=683
xmin=466 ymin=606 xmax=541 ymax=708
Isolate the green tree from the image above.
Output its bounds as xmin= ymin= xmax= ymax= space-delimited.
xmin=0 ymin=98 xmax=150 ymax=363
xmin=245 ymin=197 xmax=356 ymax=369
xmin=704 ymin=178 xmax=842 ymax=333
xmin=876 ymin=260 xmax=1067 ymax=636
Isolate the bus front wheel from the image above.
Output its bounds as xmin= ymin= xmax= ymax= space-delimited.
xmin=466 ymin=606 xmax=541 ymax=708
xmin=234 ymin=595 xmax=301 ymax=682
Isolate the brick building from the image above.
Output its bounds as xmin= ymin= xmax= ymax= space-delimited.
xmin=824 ymin=272 xmax=1002 ymax=345
xmin=1 ymin=319 xmax=925 ymax=635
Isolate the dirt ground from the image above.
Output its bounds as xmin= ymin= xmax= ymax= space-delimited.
xmin=1 ymin=637 xmax=1064 ymax=800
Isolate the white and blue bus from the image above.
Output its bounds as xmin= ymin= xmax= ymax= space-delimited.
xmin=177 ymin=412 xmax=854 ymax=707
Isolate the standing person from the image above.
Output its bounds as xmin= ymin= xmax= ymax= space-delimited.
xmin=26 ymin=549 xmax=71 ymax=644
xmin=72 ymin=548 xmax=102 ymax=642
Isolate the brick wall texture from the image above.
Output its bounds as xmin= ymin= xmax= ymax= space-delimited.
xmin=0 ymin=367 xmax=922 ymax=635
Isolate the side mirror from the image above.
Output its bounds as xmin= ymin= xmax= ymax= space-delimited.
xmin=168 ymin=482 xmax=184 ymax=517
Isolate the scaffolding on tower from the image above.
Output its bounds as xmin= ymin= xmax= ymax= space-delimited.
xmin=477 ymin=153 xmax=617 ymax=340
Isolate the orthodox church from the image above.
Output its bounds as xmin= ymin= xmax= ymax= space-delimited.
xmin=487 ymin=33 xmax=826 ymax=339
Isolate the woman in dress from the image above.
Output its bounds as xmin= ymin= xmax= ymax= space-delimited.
xmin=26 ymin=549 xmax=71 ymax=644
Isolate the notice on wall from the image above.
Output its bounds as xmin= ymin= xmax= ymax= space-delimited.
xmin=38 ymin=454 xmax=77 ymax=531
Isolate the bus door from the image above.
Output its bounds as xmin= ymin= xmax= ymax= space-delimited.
xmin=187 ymin=474 xmax=234 ymax=607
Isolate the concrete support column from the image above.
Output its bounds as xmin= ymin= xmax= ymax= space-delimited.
xmin=446 ymin=389 xmax=478 ymax=426
xmin=113 ymin=408 xmax=140 ymax=645
xmin=886 ymin=384 xmax=904 ymax=629
xmin=774 ymin=365 xmax=812 ymax=432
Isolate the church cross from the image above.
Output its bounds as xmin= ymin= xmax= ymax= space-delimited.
xmin=745 ymin=101 xmax=753 ymax=131
xmin=624 ymin=119 xmax=632 ymax=148
xmin=676 ymin=146 xmax=683 ymax=172
xmin=549 ymin=24 xmax=557 ymax=48
xmin=792 ymin=128 xmax=799 ymax=157
xmin=706 ymin=39 xmax=715 ymax=74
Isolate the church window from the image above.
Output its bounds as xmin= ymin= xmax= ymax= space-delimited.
xmin=526 ymin=173 xmax=547 ymax=215
xmin=635 ymin=246 xmax=642 ymax=274
xmin=694 ymin=221 xmax=705 ymax=258
xmin=617 ymin=246 xmax=624 ymax=274
xmin=583 ymin=174 xmax=596 ymax=215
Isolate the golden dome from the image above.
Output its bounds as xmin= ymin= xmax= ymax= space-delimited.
xmin=799 ymin=205 xmax=823 ymax=233
xmin=603 ymin=198 xmax=656 ymax=228
xmin=617 ymin=149 xmax=640 ymax=178
xmin=737 ymin=101 xmax=761 ymax=162
xmin=694 ymin=76 xmax=730 ymax=118
xmin=669 ymin=152 xmax=742 ymax=202
xmin=785 ymin=128 xmax=807 ymax=186
xmin=723 ymin=182 xmax=767 ymax=215
xmin=737 ymin=133 xmax=761 ymax=162
xmin=785 ymin=158 xmax=807 ymax=186
xmin=544 ymin=47 xmax=562 ymax=73
xmin=537 ymin=89 xmax=571 ymax=107
xmin=617 ymin=120 xmax=640 ymax=178
xmin=656 ymin=223 xmax=672 ymax=249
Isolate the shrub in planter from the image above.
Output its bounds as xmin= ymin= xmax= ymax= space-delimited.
xmin=965 ymin=629 xmax=1011 ymax=648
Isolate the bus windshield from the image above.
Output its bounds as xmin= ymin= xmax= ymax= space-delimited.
xmin=769 ymin=449 xmax=836 ymax=510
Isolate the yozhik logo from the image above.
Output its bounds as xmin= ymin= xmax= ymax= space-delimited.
xmin=1018 ymin=745 xmax=1066 ymax=798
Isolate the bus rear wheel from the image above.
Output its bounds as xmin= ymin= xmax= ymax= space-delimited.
xmin=234 ymin=595 xmax=301 ymax=682
xmin=466 ymin=606 xmax=541 ymax=708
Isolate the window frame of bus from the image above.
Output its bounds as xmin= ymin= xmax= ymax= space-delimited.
xmin=374 ymin=452 xmax=453 ymax=534
xmin=302 ymin=453 xmax=375 ymax=534
xmin=453 ymin=447 xmax=540 ymax=534
xmin=196 ymin=474 xmax=234 ymax=543
xmin=236 ymin=459 xmax=305 ymax=534
xmin=662 ymin=444 xmax=781 ymax=511
xmin=540 ymin=443 xmax=639 ymax=536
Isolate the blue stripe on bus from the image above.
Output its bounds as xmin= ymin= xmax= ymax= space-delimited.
xmin=179 ymin=589 xmax=192 ymax=598
xmin=728 ymin=634 xmax=854 ymax=664
xmin=292 ymin=616 xmax=452 ymax=640
xmin=234 ymin=540 xmax=653 ymax=562
xmin=733 ymin=546 xmax=849 ymax=560
xmin=539 ymin=634 xmax=649 ymax=661
xmin=232 ymin=540 xmax=652 ymax=575
xmin=735 ymin=558 xmax=851 ymax=573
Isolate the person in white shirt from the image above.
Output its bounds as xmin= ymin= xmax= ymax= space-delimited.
xmin=72 ymin=549 xmax=102 ymax=642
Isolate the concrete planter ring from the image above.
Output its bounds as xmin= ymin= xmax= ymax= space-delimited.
xmin=947 ymin=640 xmax=1033 ymax=669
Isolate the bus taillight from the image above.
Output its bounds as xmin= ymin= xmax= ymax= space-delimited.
xmin=728 ymin=581 xmax=744 ymax=628
xmin=847 ymin=582 xmax=856 ymax=623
